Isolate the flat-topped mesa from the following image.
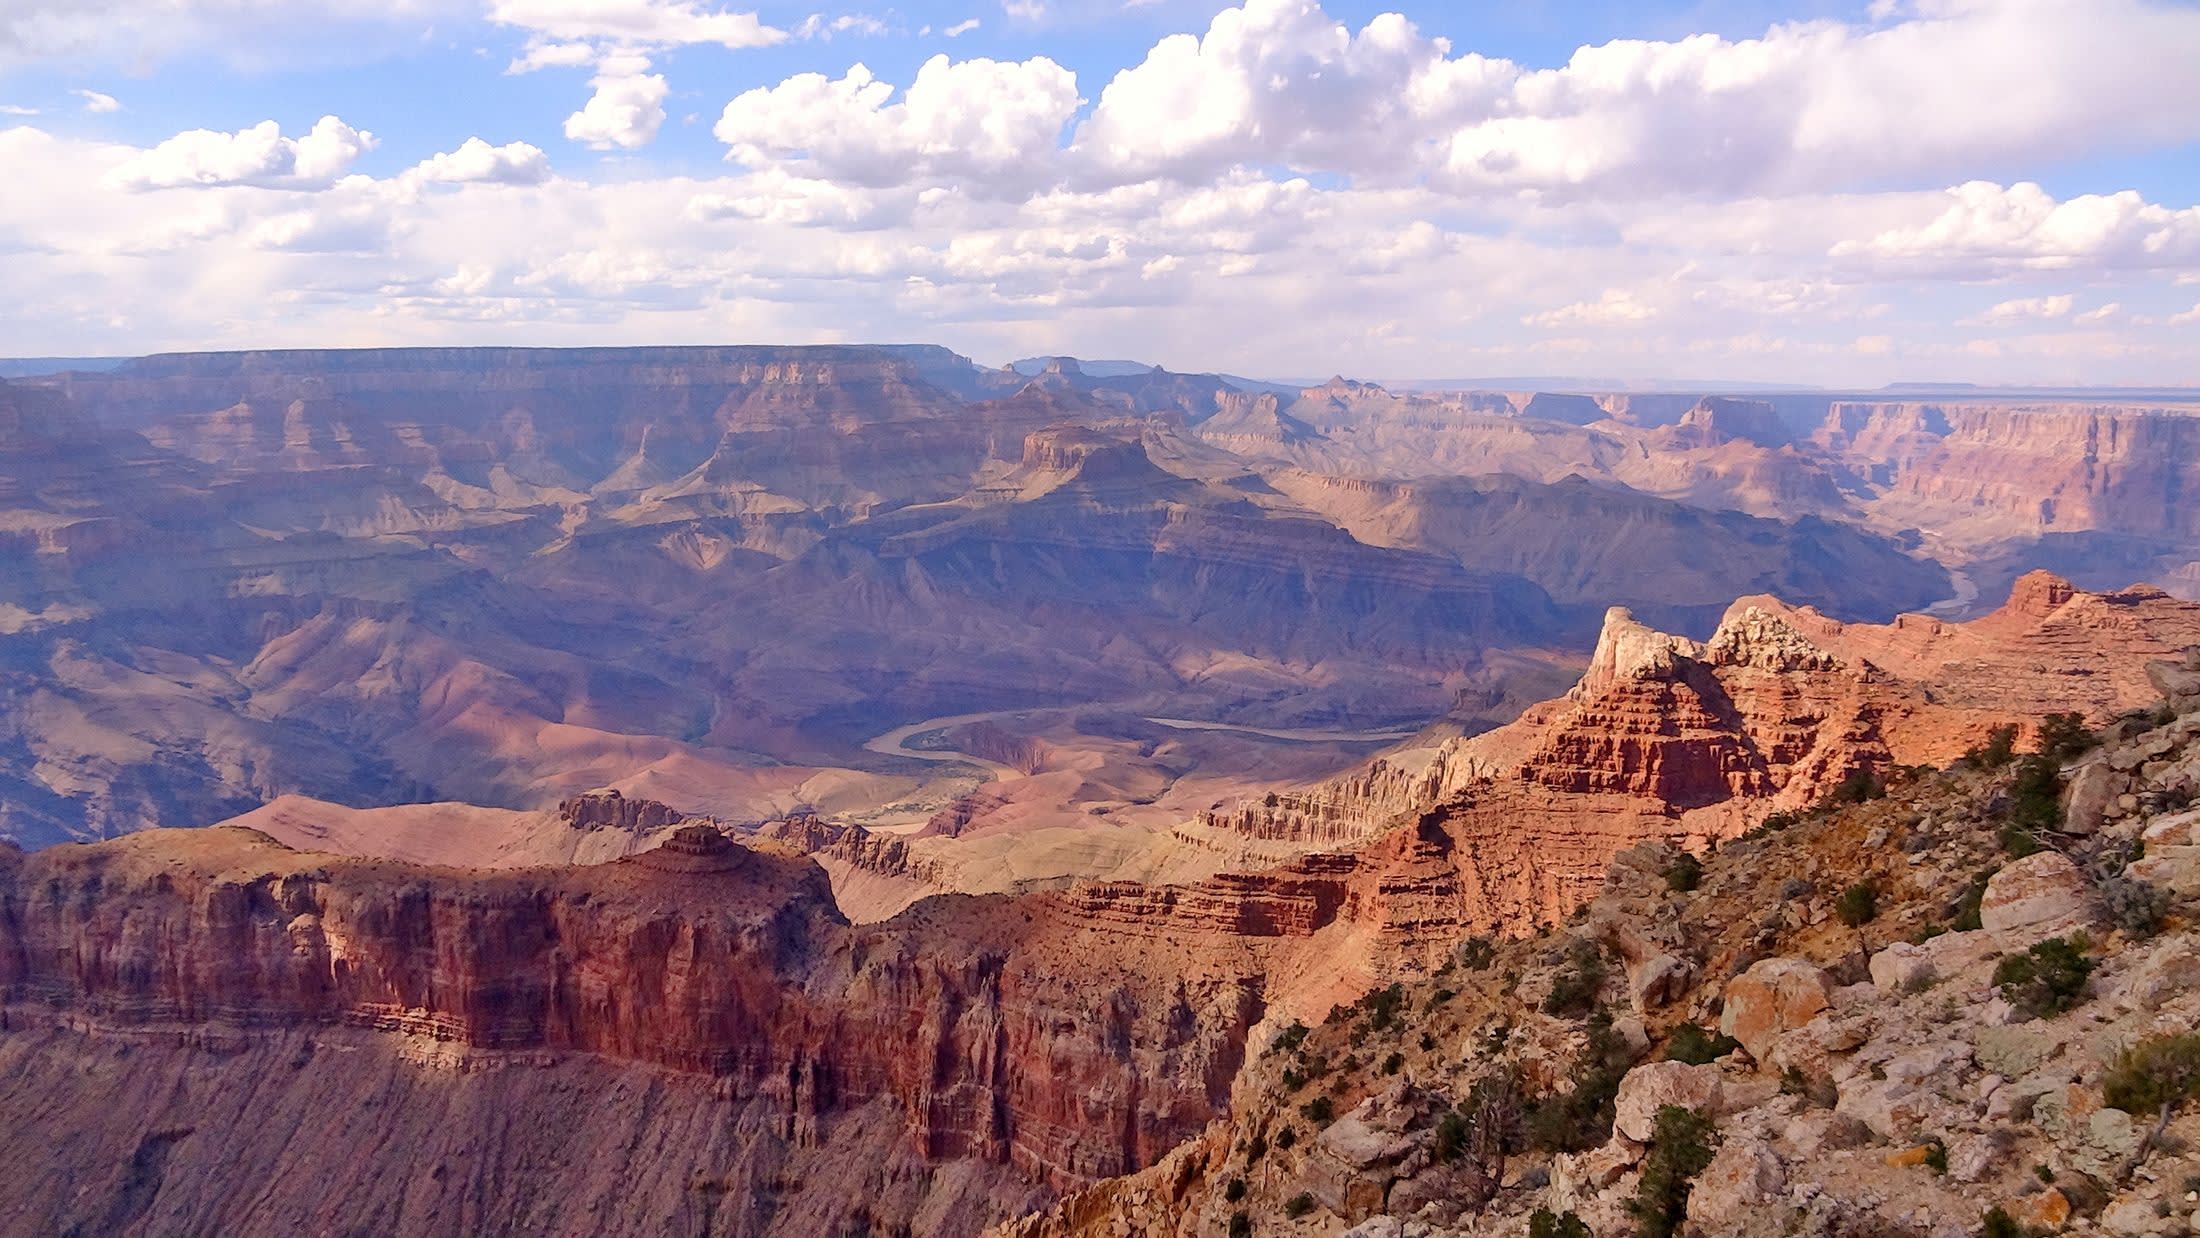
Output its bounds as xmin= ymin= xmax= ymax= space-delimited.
xmin=1571 ymin=606 xmax=1704 ymax=700
xmin=557 ymin=788 xmax=688 ymax=833
xmin=1018 ymin=426 xmax=1162 ymax=481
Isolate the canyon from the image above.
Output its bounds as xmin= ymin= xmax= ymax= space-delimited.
xmin=5 ymin=345 xmax=2200 ymax=1235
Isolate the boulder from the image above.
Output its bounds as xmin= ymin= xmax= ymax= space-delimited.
xmin=1980 ymin=852 xmax=2098 ymax=942
xmin=1613 ymin=1060 xmax=1726 ymax=1143
xmin=2110 ymin=936 xmax=2200 ymax=1012
xmin=1946 ymin=1131 xmax=2009 ymax=1183
xmin=2101 ymin=1198 xmax=2167 ymax=1236
xmin=1685 ymin=1136 xmax=1786 ymax=1229
xmin=2004 ymin=1188 xmax=2072 ymax=1231
xmin=2062 ymin=760 xmax=2125 ymax=835
xmin=2036 ymin=1083 xmax=2143 ymax=1180
xmin=1720 ymin=957 xmax=1834 ymax=1064
xmin=2148 ymin=655 xmax=2200 ymax=712
xmin=1869 ymin=941 xmax=1938 ymax=993
xmin=1628 ymin=952 xmax=1692 ymax=1012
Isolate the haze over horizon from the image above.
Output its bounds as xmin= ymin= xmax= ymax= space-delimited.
xmin=4 ymin=0 xmax=2199 ymax=385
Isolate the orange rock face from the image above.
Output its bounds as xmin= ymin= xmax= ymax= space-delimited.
xmin=1213 ymin=573 xmax=2200 ymax=932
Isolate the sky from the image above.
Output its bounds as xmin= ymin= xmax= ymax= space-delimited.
xmin=1 ymin=0 xmax=2198 ymax=386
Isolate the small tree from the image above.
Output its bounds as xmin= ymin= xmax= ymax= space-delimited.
xmin=1835 ymin=881 xmax=1879 ymax=928
xmin=1993 ymin=935 xmax=2094 ymax=1019
xmin=1628 ymin=1105 xmax=1718 ymax=1238
xmin=1967 ymin=724 xmax=2020 ymax=770
xmin=1664 ymin=852 xmax=1703 ymax=893
xmin=1529 ymin=1209 xmax=1592 ymax=1238
xmin=1664 ymin=1023 xmax=1740 ymax=1066
xmin=2103 ymin=1032 xmax=2200 ymax=1169
xmin=1541 ymin=940 xmax=1607 ymax=1017
xmin=2035 ymin=712 xmax=2097 ymax=762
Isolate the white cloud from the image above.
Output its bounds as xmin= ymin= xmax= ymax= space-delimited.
xmin=683 ymin=0 xmax=2200 ymax=207
xmin=73 ymin=89 xmax=120 ymax=113
xmin=945 ymin=18 xmax=980 ymax=37
xmin=565 ymin=56 xmax=668 ymax=149
xmin=0 ymin=105 xmax=38 ymax=116
xmin=1074 ymin=2 xmax=1486 ymax=186
xmin=2073 ymin=302 xmax=2121 ymax=326
xmin=411 ymin=137 xmax=552 ymax=185
xmin=1834 ymin=180 xmax=2200 ymax=276
xmin=488 ymin=0 xmax=784 ymax=49
xmin=506 ymin=40 xmax=597 ymax=73
xmin=2169 ymin=302 xmax=2200 ymax=327
xmin=797 ymin=13 xmax=889 ymax=39
xmin=715 ymin=54 xmax=1080 ymax=194
xmin=107 ymin=116 xmax=376 ymax=190
xmin=1522 ymin=288 xmax=1655 ymax=328
xmin=1970 ymin=294 xmax=2074 ymax=326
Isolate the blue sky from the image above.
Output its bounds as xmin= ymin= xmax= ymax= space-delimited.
xmin=2 ymin=0 xmax=2198 ymax=383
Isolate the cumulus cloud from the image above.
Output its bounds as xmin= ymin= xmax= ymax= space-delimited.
xmin=1970 ymin=294 xmax=2074 ymax=325
xmin=1522 ymin=289 xmax=1656 ymax=328
xmin=488 ymin=0 xmax=784 ymax=49
xmin=565 ymin=56 xmax=668 ymax=149
xmin=73 ymin=89 xmax=119 ymax=113
xmin=714 ymin=54 xmax=1080 ymax=193
xmin=1833 ymin=180 xmax=2200 ymax=275
xmin=797 ymin=13 xmax=889 ymax=39
xmin=702 ymin=0 xmax=2200 ymax=205
xmin=945 ymin=19 xmax=980 ymax=37
xmin=107 ymin=116 xmax=375 ymax=190
xmin=506 ymin=40 xmax=597 ymax=73
xmin=411 ymin=138 xmax=552 ymax=185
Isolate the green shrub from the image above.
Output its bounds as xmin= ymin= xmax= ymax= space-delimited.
xmin=1627 ymin=1104 xmax=1718 ymax=1238
xmin=1744 ymin=810 xmax=1799 ymax=841
xmin=1981 ymin=1205 xmax=2028 ymax=1238
xmin=1283 ymin=1192 xmax=1315 ymax=1219
xmin=1993 ymin=935 xmax=2094 ymax=1019
xmin=1835 ymin=882 xmax=1879 ymax=928
xmin=1281 ymin=1069 xmax=1306 ymax=1092
xmin=1274 ymin=1125 xmax=1296 ymax=1150
xmin=1299 ymin=1096 xmax=1333 ymax=1125
xmin=1826 ymin=768 xmax=1886 ymax=806
xmin=1664 ymin=852 xmax=1703 ymax=893
xmin=2007 ymin=754 xmax=2064 ymax=834
xmin=1245 ymin=1131 xmax=1267 ymax=1165
xmin=1663 ymin=1023 xmax=1740 ymax=1066
xmin=2101 ymin=876 xmax=2169 ymax=939
xmin=1924 ymin=1138 xmax=1948 ymax=1175
xmin=1362 ymin=982 xmax=1406 ymax=1031
xmin=1227 ymin=1211 xmax=1252 ymax=1238
xmin=1223 ymin=1177 xmax=1246 ymax=1203
xmin=1381 ymin=1051 xmax=1405 ymax=1076
xmin=1528 ymin=1208 xmax=1592 ymax=1238
xmin=1423 ymin=987 xmax=1456 ymax=1013
xmin=1270 ymin=1022 xmax=1308 ymax=1055
xmin=1526 ymin=1013 xmax=1632 ymax=1152
xmin=1967 ymin=724 xmax=2020 ymax=771
xmin=2035 ymin=712 xmax=2097 ymax=762
xmin=2102 ymin=1032 xmax=2200 ymax=1118
xmin=1954 ymin=874 xmax=1990 ymax=932
xmin=1433 ymin=1110 xmax=1470 ymax=1163
xmin=1456 ymin=936 xmax=1497 ymax=971
xmin=1999 ymin=821 xmax=2048 ymax=858
xmin=1542 ymin=941 xmax=1607 ymax=1017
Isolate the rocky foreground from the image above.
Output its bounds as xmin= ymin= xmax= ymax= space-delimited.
xmin=1001 ymin=653 xmax=2200 ymax=1237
